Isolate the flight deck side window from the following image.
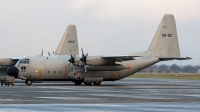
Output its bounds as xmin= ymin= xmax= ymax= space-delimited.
xmin=20 ymin=59 xmax=29 ymax=64
xmin=21 ymin=66 xmax=26 ymax=72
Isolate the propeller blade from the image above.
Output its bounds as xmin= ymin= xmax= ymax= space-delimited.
xmin=48 ymin=52 xmax=50 ymax=56
xmin=79 ymin=47 xmax=88 ymax=66
xmin=85 ymin=53 xmax=88 ymax=58
xmin=72 ymin=65 xmax=75 ymax=74
xmin=79 ymin=61 xmax=82 ymax=67
xmin=84 ymin=65 xmax=87 ymax=72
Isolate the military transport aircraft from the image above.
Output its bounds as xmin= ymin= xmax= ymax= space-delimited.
xmin=0 ymin=25 xmax=79 ymax=76
xmin=7 ymin=14 xmax=191 ymax=85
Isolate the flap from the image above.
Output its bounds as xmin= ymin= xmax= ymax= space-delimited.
xmin=102 ymin=55 xmax=141 ymax=62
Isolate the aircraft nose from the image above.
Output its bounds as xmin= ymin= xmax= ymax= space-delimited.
xmin=7 ymin=66 xmax=19 ymax=78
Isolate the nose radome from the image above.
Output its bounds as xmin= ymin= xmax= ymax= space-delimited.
xmin=7 ymin=66 xmax=19 ymax=78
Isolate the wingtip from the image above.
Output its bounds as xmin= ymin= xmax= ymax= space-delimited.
xmin=186 ymin=57 xmax=192 ymax=60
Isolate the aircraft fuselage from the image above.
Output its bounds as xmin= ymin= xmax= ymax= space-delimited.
xmin=14 ymin=55 xmax=159 ymax=82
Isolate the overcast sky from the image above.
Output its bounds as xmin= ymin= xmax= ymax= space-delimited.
xmin=0 ymin=0 xmax=199 ymax=65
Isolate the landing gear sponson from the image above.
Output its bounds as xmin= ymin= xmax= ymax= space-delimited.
xmin=74 ymin=81 xmax=101 ymax=85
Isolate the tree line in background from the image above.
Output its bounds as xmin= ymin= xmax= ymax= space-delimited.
xmin=139 ymin=64 xmax=200 ymax=73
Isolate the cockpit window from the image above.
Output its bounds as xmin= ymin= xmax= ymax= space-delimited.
xmin=15 ymin=60 xmax=20 ymax=67
xmin=19 ymin=59 xmax=29 ymax=64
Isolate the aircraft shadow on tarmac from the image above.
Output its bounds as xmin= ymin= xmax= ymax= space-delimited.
xmin=11 ymin=82 xmax=200 ymax=89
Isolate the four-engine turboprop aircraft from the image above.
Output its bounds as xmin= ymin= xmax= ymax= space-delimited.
xmin=7 ymin=14 xmax=191 ymax=85
xmin=0 ymin=25 xmax=79 ymax=77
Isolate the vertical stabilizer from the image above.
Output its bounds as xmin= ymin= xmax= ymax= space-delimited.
xmin=55 ymin=25 xmax=79 ymax=55
xmin=137 ymin=14 xmax=180 ymax=57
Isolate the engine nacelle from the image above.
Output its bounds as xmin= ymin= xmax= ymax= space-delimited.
xmin=74 ymin=58 xmax=81 ymax=66
xmin=0 ymin=58 xmax=15 ymax=66
xmin=86 ymin=56 xmax=107 ymax=66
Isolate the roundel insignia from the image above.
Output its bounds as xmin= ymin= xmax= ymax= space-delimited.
xmin=126 ymin=64 xmax=131 ymax=69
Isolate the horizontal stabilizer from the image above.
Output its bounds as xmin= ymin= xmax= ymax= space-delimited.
xmin=159 ymin=57 xmax=192 ymax=61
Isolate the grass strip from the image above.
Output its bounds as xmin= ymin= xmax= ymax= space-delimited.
xmin=129 ymin=73 xmax=200 ymax=80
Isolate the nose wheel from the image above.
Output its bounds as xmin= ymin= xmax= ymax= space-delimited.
xmin=93 ymin=82 xmax=101 ymax=85
xmin=74 ymin=81 xmax=82 ymax=85
xmin=25 ymin=79 xmax=32 ymax=85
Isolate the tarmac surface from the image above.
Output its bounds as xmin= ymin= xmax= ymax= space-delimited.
xmin=0 ymin=78 xmax=200 ymax=111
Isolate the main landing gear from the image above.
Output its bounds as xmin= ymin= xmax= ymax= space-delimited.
xmin=74 ymin=81 xmax=101 ymax=85
xmin=74 ymin=81 xmax=82 ymax=85
xmin=84 ymin=82 xmax=101 ymax=85
xmin=25 ymin=79 xmax=32 ymax=86
xmin=93 ymin=82 xmax=101 ymax=85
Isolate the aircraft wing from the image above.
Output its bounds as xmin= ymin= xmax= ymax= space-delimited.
xmin=11 ymin=58 xmax=20 ymax=61
xmin=0 ymin=58 xmax=20 ymax=67
xmin=102 ymin=55 xmax=191 ymax=62
xmin=102 ymin=55 xmax=141 ymax=62
xmin=159 ymin=57 xmax=192 ymax=61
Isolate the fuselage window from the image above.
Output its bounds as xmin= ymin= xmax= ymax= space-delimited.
xmin=48 ymin=71 xmax=49 ymax=73
xmin=60 ymin=71 xmax=62 ymax=73
xmin=21 ymin=66 xmax=26 ymax=72
xmin=25 ymin=59 xmax=29 ymax=64
xmin=54 ymin=71 xmax=56 ymax=73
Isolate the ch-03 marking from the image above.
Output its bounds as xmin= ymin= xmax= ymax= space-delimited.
xmin=7 ymin=14 xmax=191 ymax=86
xmin=162 ymin=34 xmax=172 ymax=37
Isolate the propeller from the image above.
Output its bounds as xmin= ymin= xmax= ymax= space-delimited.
xmin=79 ymin=48 xmax=88 ymax=72
xmin=48 ymin=52 xmax=50 ymax=56
xmin=68 ymin=49 xmax=76 ymax=74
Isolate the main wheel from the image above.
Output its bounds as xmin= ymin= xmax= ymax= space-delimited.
xmin=74 ymin=81 xmax=82 ymax=85
xmin=84 ymin=82 xmax=92 ymax=85
xmin=93 ymin=82 xmax=101 ymax=85
xmin=25 ymin=80 xmax=28 ymax=84
xmin=25 ymin=79 xmax=32 ymax=85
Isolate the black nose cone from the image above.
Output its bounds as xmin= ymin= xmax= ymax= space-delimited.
xmin=7 ymin=66 xmax=18 ymax=78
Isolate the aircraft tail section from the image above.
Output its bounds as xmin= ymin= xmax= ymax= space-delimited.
xmin=137 ymin=14 xmax=181 ymax=57
xmin=147 ymin=14 xmax=180 ymax=57
xmin=55 ymin=25 xmax=79 ymax=55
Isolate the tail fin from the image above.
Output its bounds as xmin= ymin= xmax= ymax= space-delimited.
xmin=55 ymin=25 xmax=79 ymax=55
xmin=139 ymin=14 xmax=180 ymax=57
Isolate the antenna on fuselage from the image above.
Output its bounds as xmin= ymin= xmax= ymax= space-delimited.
xmin=41 ymin=49 xmax=43 ymax=56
